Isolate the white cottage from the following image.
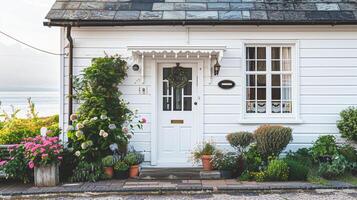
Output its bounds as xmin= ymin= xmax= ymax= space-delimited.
xmin=44 ymin=0 xmax=357 ymax=166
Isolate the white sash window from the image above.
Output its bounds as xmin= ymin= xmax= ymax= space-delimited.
xmin=243 ymin=43 xmax=300 ymax=123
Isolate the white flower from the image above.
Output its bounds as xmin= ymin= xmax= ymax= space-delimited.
xmin=76 ymin=123 xmax=84 ymax=130
xmin=90 ymin=117 xmax=98 ymax=121
xmin=122 ymin=127 xmax=128 ymax=134
xmin=67 ymin=125 xmax=74 ymax=131
xmin=100 ymin=114 xmax=108 ymax=120
xmin=108 ymin=124 xmax=116 ymax=130
xmin=70 ymin=114 xmax=78 ymax=121
xmin=68 ymin=147 xmax=74 ymax=152
xmin=87 ymin=140 xmax=93 ymax=147
xmin=99 ymin=130 xmax=105 ymax=136
xmin=75 ymin=130 xmax=83 ymax=137
xmin=81 ymin=143 xmax=87 ymax=149
xmin=109 ymin=143 xmax=118 ymax=152
xmin=102 ymin=132 xmax=109 ymax=138
xmin=74 ymin=151 xmax=81 ymax=157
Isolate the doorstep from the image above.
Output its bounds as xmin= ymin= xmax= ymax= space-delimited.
xmin=0 ymin=179 xmax=356 ymax=197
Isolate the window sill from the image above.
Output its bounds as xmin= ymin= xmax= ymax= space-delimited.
xmin=239 ymin=117 xmax=303 ymax=124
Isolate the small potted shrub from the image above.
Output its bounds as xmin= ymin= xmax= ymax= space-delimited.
xmin=124 ymin=152 xmax=144 ymax=178
xmin=192 ymin=141 xmax=216 ymax=171
xmin=102 ymin=155 xmax=115 ymax=178
xmin=114 ymin=160 xmax=129 ymax=179
xmin=23 ymin=136 xmax=63 ymax=186
xmin=212 ymin=151 xmax=238 ymax=178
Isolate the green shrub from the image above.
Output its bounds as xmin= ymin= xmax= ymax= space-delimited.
xmin=318 ymin=154 xmax=349 ymax=179
xmin=212 ymin=151 xmax=238 ymax=170
xmin=124 ymin=152 xmax=144 ymax=166
xmin=192 ymin=141 xmax=217 ymax=162
xmin=285 ymin=148 xmax=313 ymax=167
xmin=0 ymin=145 xmax=33 ymax=183
xmin=284 ymin=159 xmax=309 ymax=181
xmin=265 ymin=159 xmax=289 ymax=181
xmin=0 ymin=115 xmax=60 ymax=144
xmin=244 ymin=144 xmax=264 ymax=172
xmin=226 ymin=131 xmax=254 ymax=154
xmin=102 ymin=155 xmax=115 ymax=167
xmin=338 ymin=144 xmax=357 ymax=163
xmin=70 ymin=161 xmax=103 ymax=182
xmin=311 ymin=135 xmax=338 ymax=160
xmin=59 ymin=148 xmax=78 ymax=182
xmin=114 ymin=161 xmax=129 ymax=172
xmin=254 ymin=125 xmax=292 ymax=160
xmin=252 ymin=171 xmax=266 ymax=182
xmin=337 ymin=106 xmax=357 ymax=142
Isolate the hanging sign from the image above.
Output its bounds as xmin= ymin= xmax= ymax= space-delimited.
xmin=218 ymin=80 xmax=235 ymax=89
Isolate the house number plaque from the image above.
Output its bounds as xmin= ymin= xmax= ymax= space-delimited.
xmin=171 ymin=120 xmax=184 ymax=124
xmin=218 ymin=80 xmax=235 ymax=89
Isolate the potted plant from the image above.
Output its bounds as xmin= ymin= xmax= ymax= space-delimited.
xmin=114 ymin=160 xmax=129 ymax=179
xmin=124 ymin=152 xmax=144 ymax=178
xmin=102 ymin=155 xmax=115 ymax=178
xmin=23 ymin=136 xmax=63 ymax=187
xmin=212 ymin=151 xmax=238 ymax=178
xmin=192 ymin=141 xmax=216 ymax=171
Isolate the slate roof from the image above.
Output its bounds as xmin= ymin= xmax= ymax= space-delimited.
xmin=45 ymin=0 xmax=357 ymax=26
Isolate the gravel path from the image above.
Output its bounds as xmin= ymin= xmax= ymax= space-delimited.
xmin=12 ymin=189 xmax=357 ymax=200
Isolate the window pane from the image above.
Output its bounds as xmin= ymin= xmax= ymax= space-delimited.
xmin=272 ymin=47 xmax=280 ymax=59
xmin=183 ymin=97 xmax=192 ymax=111
xmin=282 ymin=60 xmax=291 ymax=71
xmin=272 ymin=88 xmax=281 ymax=100
xmin=184 ymin=82 xmax=192 ymax=95
xmin=257 ymin=88 xmax=266 ymax=100
xmin=163 ymin=82 xmax=171 ymax=95
xmin=173 ymin=87 xmax=182 ymax=111
xmin=247 ymin=75 xmax=256 ymax=86
xmin=163 ymin=97 xmax=171 ymax=111
xmin=246 ymin=88 xmax=255 ymax=100
xmin=257 ymin=61 xmax=266 ymax=71
xmin=184 ymin=68 xmax=192 ymax=80
xmin=257 ymin=101 xmax=266 ymax=113
xmin=257 ymin=47 xmax=266 ymax=59
xmin=282 ymin=87 xmax=291 ymax=100
xmin=246 ymin=61 xmax=255 ymax=71
xmin=272 ymin=75 xmax=281 ymax=86
xmin=246 ymin=47 xmax=255 ymax=59
xmin=272 ymin=101 xmax=281 ymax=113
xmin=282 ymin=74 xmax=291 ymax=86
xmin=272 ymin=61 xmax=280 ymax=71
xmin=257 ymin=75 xmax=266 ymax=86
xmin=282 ymin=101 xmax=292 ymax=113
xmin=282 ymin=47 xmax=291 ymax=59
xmin=246 ymin=101 xmax=256 ymax=113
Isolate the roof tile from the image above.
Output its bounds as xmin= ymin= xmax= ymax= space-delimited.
xmin=219 ymin=11 xmax=242 ymax=20
xmin=174 ymin=3 xmax=207 ymax=10
xmin=208 ymin=3 xmax=230 ymax=10
xmin=230 ymin=3 xmax=255 ymax=10
xmin=115 ymin=11 xmax=140 ymax=20
xmin=186 ymin=11 xmax=219 ymax=19
xmin=163 ymin=11 xmax=186 ymax=19
xmin=140 ymin=11 xmax=163 ymax=19
xmin=316 ymin=3 xmax=340 ymax=11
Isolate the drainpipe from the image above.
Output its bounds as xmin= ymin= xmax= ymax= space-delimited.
xmin=66 ymin=26 xmax=73 ymax=125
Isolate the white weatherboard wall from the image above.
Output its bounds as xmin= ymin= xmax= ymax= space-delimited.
xmin=60 ymin=26 xmax=357 ymax=163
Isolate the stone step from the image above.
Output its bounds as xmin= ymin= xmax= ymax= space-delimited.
xmin=139 ymin=168 xmax=221 ymax=180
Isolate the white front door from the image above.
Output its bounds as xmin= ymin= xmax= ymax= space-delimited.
xmin=157 ymin=62 xmax=198 ymax=166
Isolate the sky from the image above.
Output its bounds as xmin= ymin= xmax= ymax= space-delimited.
xmin=0 ymin=0 xmax=59 ymax=91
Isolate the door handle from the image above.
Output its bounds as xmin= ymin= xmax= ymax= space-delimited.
xmin=194 ymin=102 xmax=198 ymax=105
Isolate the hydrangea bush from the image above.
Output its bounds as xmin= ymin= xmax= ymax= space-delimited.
xmin=67 ymin=56 xmax=145 ymax=162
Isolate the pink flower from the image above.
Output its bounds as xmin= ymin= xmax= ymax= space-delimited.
xmin=57 ymin=156 xmax=63 ymax=160
xmin=40 ymin=148 xmax=46 ymax=153
xmin=28 ymin=161 xmax=34 ymax=169
xmin=0 ymin=160 xmax=7 ymax=166
xmin=140 ymin=117 xmax=147 ymax=124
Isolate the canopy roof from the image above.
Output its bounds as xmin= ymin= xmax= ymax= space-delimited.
xmin=44 ymin=0 xmax=357 ymax=26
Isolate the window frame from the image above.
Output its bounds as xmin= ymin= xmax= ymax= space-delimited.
xmin=241 ymin=41 xmax=301 ymax=124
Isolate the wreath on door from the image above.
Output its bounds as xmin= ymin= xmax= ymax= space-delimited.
xmin=167 ymin=63 xmax=189 ymax=88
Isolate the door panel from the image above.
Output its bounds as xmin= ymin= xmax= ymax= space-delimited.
xmin=157 ymin=63 xmax=198 ymax=165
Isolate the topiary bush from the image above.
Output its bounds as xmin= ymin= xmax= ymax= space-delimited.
xmin=337 ymin=106 xmax=357 ymax=142
xmin=264 ymin=159 xmax=289 ymax=181
xmin=284 ymin=159 xmax=309 ymax=181
xmin=310 ymin=135 xmax=338 ymax=161
xmin=226 ymin=131 xmax=254 ymax=154
xmin=254 ymin=125 xmax=292 ymax=160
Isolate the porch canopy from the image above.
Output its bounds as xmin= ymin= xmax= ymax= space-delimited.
xmin=127 ymin=46 xmax=226 ymax=83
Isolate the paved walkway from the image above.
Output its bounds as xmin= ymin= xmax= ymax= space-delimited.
xmin=0 ymin=179 xmax=356 ymax=197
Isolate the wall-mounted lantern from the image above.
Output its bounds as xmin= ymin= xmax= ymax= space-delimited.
xmin=132 ymin=64 xmax=140 ymax=71
xmin=213 ymin=59 xmax=221 ymax=76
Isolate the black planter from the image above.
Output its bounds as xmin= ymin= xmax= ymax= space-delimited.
xmin=115 ymin=170 xmax=129 ymax=179
xmin=220 ymin=170 xmax=233 ymax=179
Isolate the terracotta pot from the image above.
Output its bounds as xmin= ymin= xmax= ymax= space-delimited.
xmin=201 ymin=155 xmax=213 ymax=171
xmin=104 ymin=167 xmax=114 ymax=178
xmin=129 ymin=165 xmax=140 ymax=178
